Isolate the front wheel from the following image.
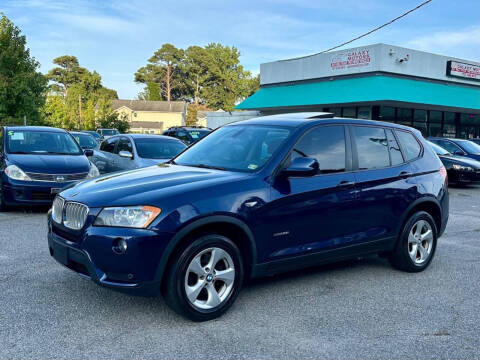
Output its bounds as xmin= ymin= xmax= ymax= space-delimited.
xmin=163 ymin=234 xmax=244 ymax=321
xmin=389 ymin=211 xmax=437 ymax=272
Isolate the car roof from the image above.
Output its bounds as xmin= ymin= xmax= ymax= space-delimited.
xmin=230 ymin=112 xmax=415 ymax=131
xmin=428 ymin=137 xmax=470 ymax=142
xmin=70 ymin=131 xmax=92 ymax=136
xmin=117 ymin=134 xmax=183 ymax=141
xmin=5 ymin=126 xmax=66 ymax=133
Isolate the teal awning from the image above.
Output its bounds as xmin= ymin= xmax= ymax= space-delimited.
xmin=236 ymin=75 xmax=480 ymax=111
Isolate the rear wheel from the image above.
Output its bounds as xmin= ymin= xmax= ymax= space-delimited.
xmin=389 ymin=211 xmax=437 ymax=272
xmin=163 ymin=234 xmax=244 ymax=321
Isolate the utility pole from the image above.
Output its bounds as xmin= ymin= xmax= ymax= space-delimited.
xmin=24 ymin=115 xmax=26 ymax=126
xmin=78 ymin=94 xmax=82 ymax=129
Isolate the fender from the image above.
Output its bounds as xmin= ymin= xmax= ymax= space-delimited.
xmin=395 ymin=196 xmax=443 ymax=238
xmin=153 ymin=215 xmax=258 ymax=287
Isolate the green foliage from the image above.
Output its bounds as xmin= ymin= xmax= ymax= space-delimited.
xmin=98 ymin=112 xmax=130 ymax=133
xmin=44 ymin=55 xmax=118 ymax=130
xmin=135 ymin=42 xmax=259 ymax=111
xmin=0 ymin=13 xmax=47 ymax=125
xmin=137 ymin=81 xmax=162 ymax=101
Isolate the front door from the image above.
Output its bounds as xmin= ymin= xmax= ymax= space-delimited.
xmin=261 ymin=125 xmax=359 ymax=262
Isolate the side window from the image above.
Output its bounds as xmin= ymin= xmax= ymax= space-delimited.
xmin=435 ymin=140 xmax=461 ymax=154
xmin=116 ymin=137 xmax=133 ymax=154
xmin=100 ymin=137 xmax=118 ymax=153
xmin=177 ymin=131 xmax=190 ymax=143
xmin=386 ymin=129 xmax=404 ymax=165
xmin=293 ymin=125 xmax=346 ymax=174
xmin=353 ymin=126 xmax=390 ymax=170
xmin=396 ymin=130 xmax=422 ymax=161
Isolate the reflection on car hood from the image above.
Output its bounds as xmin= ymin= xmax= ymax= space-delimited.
xmin=7 ymin=153 xmax=90 ymax=174
xmin=439 ymin=155 xmax=480 ymax=168
xmin=137 ymin=158 xmax=170 ymax=167
xmin=60 ymin=164 xmax=247 ymax=207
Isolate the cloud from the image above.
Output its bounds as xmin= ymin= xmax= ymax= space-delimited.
xmin=406 ymin=26 xmax=480 ymax=61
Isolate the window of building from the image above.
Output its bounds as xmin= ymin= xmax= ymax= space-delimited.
xmin=329 ymin=107 xmax=341 ymax=117
xmin=293 ymin=125 xmax=346 ymax=174
xmin=342 ymin=107 xmax=356 ymax=118
xmin=386 ymin=129 xmax=403 ymax=165
xmin=413 ymin=109 xmax=427 ymax=136
xmin=429 ymin=111 xmax=443 ymax=137
xmin=443 ymin=112 xmax=456 ymax=137
xmin=357 ymin=106 xmax=370 ymax=119
xmin=379 ymin=106 xmax=396 ymax=122
xmin=397 ymin=108 xmax=413 ymax=126
xmin=396 ymin=130 xmax=421 ymax=161
xmin=353 ymin=126 xmax=390 ymax=170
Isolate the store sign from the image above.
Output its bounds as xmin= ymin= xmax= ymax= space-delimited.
xmin=330 ymin=49 xmax=372 ymax=71
xmin=446 ymin=60 xmax=480 ymax=81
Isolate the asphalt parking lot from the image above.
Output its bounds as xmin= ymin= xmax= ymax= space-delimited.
xmin=0 ymin=185 xmax=479 ymax=360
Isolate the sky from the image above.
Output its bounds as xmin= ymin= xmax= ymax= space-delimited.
xmin=2 ymin=0 xmax=479 ymax=99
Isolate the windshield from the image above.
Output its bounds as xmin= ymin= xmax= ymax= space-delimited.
xmin=72 ymin=133 xmax=99 ymax=149
xmin=6 ymin=130 xmax=83 ymax=155
xmin=86 ymin=131 xmax=101 ymax=139
xmin=457 ymin=140 xmax=480 ymax=154
xmin=174 ymin=125 xmax=292 ymax=172
xmin=134 ymin=138 xmax=186 ymax=159
xmin=100 ymin=129 xmax=119 ymax=136
xmin=188 ymin=130 xmax=210 ymax=140
xmin=427 ymin=141 xmax=450 ymax=156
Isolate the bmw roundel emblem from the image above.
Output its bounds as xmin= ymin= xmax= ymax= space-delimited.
xmin=206 ymin=274 xmax=213 ymax=282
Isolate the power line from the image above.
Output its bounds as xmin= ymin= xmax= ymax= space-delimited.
xmin=314 ymin=0 xmax=433 ymax=56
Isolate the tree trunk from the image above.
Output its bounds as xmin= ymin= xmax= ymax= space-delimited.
xmin=195 ymin=74 xmax=199 ymax=105
xmin=166 ymin=65 xmax=171 ymax=102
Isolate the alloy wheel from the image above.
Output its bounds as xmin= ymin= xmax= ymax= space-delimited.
xmin=184 ymin=247 xmax=235 ymax=310
xmin=408 ymin=220 xmax=434 ymax=265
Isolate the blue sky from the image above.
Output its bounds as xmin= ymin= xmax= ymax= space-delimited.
xmin=2 ymin=0 xmax=479 ymax=98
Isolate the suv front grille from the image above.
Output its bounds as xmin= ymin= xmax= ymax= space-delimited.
xmin=52 ymin=197 xmax=89 ymax=230
xmin=26 ymin=172 xmax=88 ymax=182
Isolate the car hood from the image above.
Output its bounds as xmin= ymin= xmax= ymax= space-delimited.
xmin=137 ymin=158 xmax=170 ymax=167
xmin=60 ymin=164 xmax=248 ymax=207
xmin=7 ymin=153 xmax=91 ymax=174
xmin=439 ymin=155 xmax=480 ymax=168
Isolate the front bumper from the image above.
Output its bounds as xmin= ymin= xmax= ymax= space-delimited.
xmin=2 ymin=180 xmax=75 ymax=205
xmin=47 ymin=215 xmax=174 ymax=296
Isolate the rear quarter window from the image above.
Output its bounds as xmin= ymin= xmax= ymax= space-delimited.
xmin=395 ymin=130 xmax=422 ymax=161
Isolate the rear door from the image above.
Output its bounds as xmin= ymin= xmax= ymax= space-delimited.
xmin=351 ymin=125 xmax=415 ymax=245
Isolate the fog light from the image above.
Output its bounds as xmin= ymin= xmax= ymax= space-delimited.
xmin=112 ymin=238 xmax=127 ymax=254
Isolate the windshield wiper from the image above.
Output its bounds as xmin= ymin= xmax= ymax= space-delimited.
xmin=194 ymin=163 xmax=226 ymax=171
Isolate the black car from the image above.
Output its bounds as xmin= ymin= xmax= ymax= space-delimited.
xmin=163 ymin=126 xmax=211 ymax=145
xmin=470 ymin=138 xmax=480 ymax=145
xmin=70 ymin=131 xmax=99 ymax=150
xmin=428 ymin=137 xmax=480 ymax=162
xmin=48 ymin=113 xmax=449 ymax=321
xmin=82 ymin=131 xmax=103 ymax=143
xmin=427 ymin=141 xmax=480 ymax=184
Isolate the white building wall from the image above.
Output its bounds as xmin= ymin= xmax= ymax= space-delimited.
xmin=206 ymin=111 xmax=260 ymax=129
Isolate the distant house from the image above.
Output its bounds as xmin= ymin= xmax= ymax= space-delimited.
xmin=111 ymin=100 xmax=187 ymax=134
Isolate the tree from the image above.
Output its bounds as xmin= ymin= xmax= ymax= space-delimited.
xmin=98 ymin=112 xmax=130 ymax=133
xmin=183 ymin=46 xmax=209 ymax=105
xmin=46 ymin=55 xmax=87 ymax=96
xmin=0 ymin=13 xmax=47 ymax=124
xmin=135 ymin=43 xmax=185 ymax=101
xmin=137 ymin=81 xmax=162 ymax=101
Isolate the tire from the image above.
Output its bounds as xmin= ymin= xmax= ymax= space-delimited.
xmin=389 ymin=211 xmax=437 ymax=272
xmin=162 ymin=234 xmax=244 ymax=321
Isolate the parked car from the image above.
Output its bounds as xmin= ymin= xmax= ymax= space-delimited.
xmin=97 ymin=128 xmax=119 ymax=139
xmin=90 ymin=134 xmax=186 ymax=174
xmin=163 ymin=126 xmax=211 ymax=145
xmin=427 ymin=140 xmax=480 ymax=184
xmin=48 ymin=113 xmax=449 ymax=321
xmin=428 ymin=137 xmax=480 ymax=161
xmin=470 ymin=138 xmax=480 ymax=145
xmin=0 ymin=126 xmax=99 ymax=210
xmin=81 ymin=130 xmax=103 ymax=143
xmin=70 ymin=131 xmax=99 ymax=150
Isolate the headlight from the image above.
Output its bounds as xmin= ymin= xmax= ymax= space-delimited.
xmin=5 ymin=165 xmax=31 ymax=181
xmin=87 ymin=162 xmax=100 ymax=178
xmin=452 ymin=164 xmax=474 ymax=171
xmin=94 ymin=206 xmax=161 ymax=228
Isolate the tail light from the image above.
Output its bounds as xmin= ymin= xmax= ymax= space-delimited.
xmin=439 ymin=165 xmax=448 ymax=186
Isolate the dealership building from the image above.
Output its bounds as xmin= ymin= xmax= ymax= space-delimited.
xmin=235 ymin=43 xmax=480 ymax=138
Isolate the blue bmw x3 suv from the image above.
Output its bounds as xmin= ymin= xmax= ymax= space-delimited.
xmin=48 ymin=113 xmax=449 ymax=321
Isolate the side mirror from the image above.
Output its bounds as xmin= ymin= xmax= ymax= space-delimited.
xmin=282 ymin=157 xmax=319 ymax=177
xmin=119 ymin=150 xmax=133 ymax=159
xmin=83 ymin=149 xmax=94 ymax=157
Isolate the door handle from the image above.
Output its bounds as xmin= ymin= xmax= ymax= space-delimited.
xmin=399 ymin=171 xmax=412 ymax=178
xmin=337 ymin=180 xmax=355 ymax=188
